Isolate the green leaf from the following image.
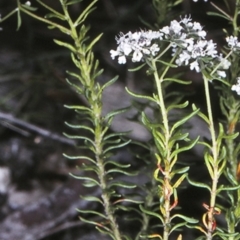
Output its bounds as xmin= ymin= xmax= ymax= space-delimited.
xmin=95 ymin=226 xmax=113 ymax=238
xmin=64 ymin=104 xmax=92 ymax=112
xmin=69 ymin=173 xmax=100 ymax=186
xmin=65 ymin=122 xmax=94 ymax=133
xmin=86 ymin=33 xmax=103 ymax=53
xmin=83 ymin=181 xmax=98 ymax=188
xmin=17 ymin=8 xmax=22 ymax=30
xmin=54 ymin=39 xmax=77 ymax=53
xmin=206 ymin=11 xmax=231 ymax=21
xmin=187 ymin=176 xmax=211 ymax=191
xmin=104 ymin=160 xmax=131 ymax=168
xmin=172 ymin=173 xmax=188 ymax=189
xmin=128 ymin=63 xmax=146 ymax=72
xmin=65 ymin=79 xmax=84 ymax=94
xmin=204 ymin=153 xmax=214 ymax=179
xmin=217 ymin=158 xmax=227 ymax=175
xmin=66 ymin=0 xmax=83 ymax=5
xmin=170 ymin=137 xmax=199 ymax=159
xmin=63 ymin=154 xmax=96 ymax=164
xmin=109 ymin=181 xmax=136 ymax=189
xmin=103 ymin=131 xmax=129 ymax=141
xmin=79 ymin=216 xmax=111 ymax=233
xmin=192 ymin=104 xmax=210 ymax=124
xmin=74 ymin=0 xmax=98 ymax=26
xmin=167 ymin=101 xmax=189 ymax=112
xmin=214 ymin=230 xmax=240 ymax=238
xmin=64 ymin=133 xmax=95 ymax=145
xmin=66 ymin=70 xmax=82 ymax=81
xmin=139 ymin=205 xmax=164 ymax=223
xmin=170 ymin=222 xmax=188 ymax=234
xmin=170 ymin=214 xmax=198 ymax=223
xmin=77 ymin=209 xmax=107 ymax=219
xmin=216 ymin=184 xmax=240 ymax=194
xmin=103 ymin=139 xmax=131 ymax=154
xmin=225 ymin=168 xmax=238 ymax=185
xmin=100 ymin=75 xmax=118 ymax=91
xmin=80 ymin=164 xmax=99 ymax=174
xmin=80 ymin=195 xmax=103 ymax=204
xmin=164 ymin=78 xmax=191 ymax=85
xmin=156 ymin=59 xmax=178 ymax=68
xmin=125 ymin=87 xmax=156 ymax=102
xmin=170 ymin=107 xmax=199 ymax=134
xmin=169 ymin=132 xmax=189 ymax=150
xmin=92 ymin=68 xmax=104 ymax=80
xmin=172 ymin=166 xmax=190 ymax=175
xmin=106 ymin=168 xmax=138 ymax=176
xmin=45 ymin=13 xmax=65 ymax=20
xmin=21 ymin=3 xmax=38 ymax=11
xmin=113 ymin=198 xmax=144 ymax=205
xmin=105 ymin=107 xmax=130 ymax=120
xmin=198 ymin=140 xmax=211 ymax=150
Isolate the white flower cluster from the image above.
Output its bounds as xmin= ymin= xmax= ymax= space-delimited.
xmin=110 ymin=16 xmax=229 ymax=78
xmin=232 ymin=77 xmax=240 ymax=95
xmin=160 ymin=16 xmax=207 ymax=42
xmin=226 ymin=36 xmax=240 ymax=51
xmin=110 ymin=30 xmax=162 ymax=64
xmin=175 ymin=39 xmax=216 ymax=72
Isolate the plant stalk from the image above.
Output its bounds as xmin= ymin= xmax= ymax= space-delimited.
xmin=203 ymin=75 xmax=219 ymax=240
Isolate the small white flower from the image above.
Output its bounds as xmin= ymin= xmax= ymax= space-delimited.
xmin=110 ymin=50 xmax=119 ymax=59
xmin=190 ymin=61 xmax=200 ymax=72
xmin=232 ymin=77 xmax=240 ymax=95
xmin=150 ymin=44 xmax=160 ymax=56
xmin=161 ymin=26 xmax=170 ymax=35
xmin=217 ymin=70 xmax=226 ymax=78
xmin=132 ymin=50 xmax=143 ymax=62
xmin=226 ymin=36 xmax=239 ymax=48
xmin=118 ymin=55 xmax=126 ymax=64
xmin=218 ymin=55 xmax=231 ymax=69
xmin=198 ymin=30 xmax=206 ymax=38
xmin=170 ymin=20 xmax=182 ymax=34
xmin=205 ymin=40 xmax=217 ymax=57
xmin=192 ymin=22 xmax=202 ymax=31
xmin=176 ymin=51 xmax=191 ymax=65
xmin=180 ymin=16 xmax=192 ymax=25
xmin=142 ymin=48 xmax=150 ymax=55
xmin=122 ymin=44 xmax=132 ymax=56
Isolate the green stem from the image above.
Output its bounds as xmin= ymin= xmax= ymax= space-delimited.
xmin=203 ymin=75 xmax=219 ymax=240
xmin=152 ymin=59 xmax=170 ymax=142
xmin=232 ymin=0 xmax=240 ymax=36
xmin=36 ymin=0 xmax=65 ymax=18
xmin=0 ymin=8 xmax=18 ymax=23
xmin=18 ymin=2 xmax=71 ymax=34
xmin=151 ymin=57 xmax=173 ymax=240
xmin=94 ymin=117 xmax=122 ymax=240
xmin=59 ymin=0 xmax=78 ymax=39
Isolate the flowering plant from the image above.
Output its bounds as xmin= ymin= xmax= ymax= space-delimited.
xmin=1 ymin=0 xmax=240 ymax=240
